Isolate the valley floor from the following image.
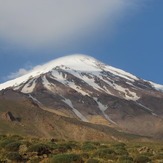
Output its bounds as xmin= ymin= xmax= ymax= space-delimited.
xmin=0 ymin=134 xmax=163 ymax=163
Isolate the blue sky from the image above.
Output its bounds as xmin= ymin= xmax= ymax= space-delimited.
xmin=0 ymin=0 xmax=163 ymax=84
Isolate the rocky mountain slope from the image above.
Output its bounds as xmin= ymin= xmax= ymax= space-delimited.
xmin=0 ymin=54 xmax=163 ymax=140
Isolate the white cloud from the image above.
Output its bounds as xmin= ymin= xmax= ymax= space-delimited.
xmin=0 ymin=0 xmax=140 ymax=48
xmin=7 ymin=68 xmax=29 ymax=79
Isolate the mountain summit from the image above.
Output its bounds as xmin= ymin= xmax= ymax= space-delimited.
xmin=1 ymin=54 xmax=162 ymax=93
xmin=0 ymin=54 xmax=140 ymax=90
xmin=0 ymin=54 xmax=163 ymax=139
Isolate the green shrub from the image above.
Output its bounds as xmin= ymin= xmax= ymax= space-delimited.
xmin=46 ymin=142 xmax=57 ymax=149
xmin=43 ymin=143 xmax=67 ymax=155
xmin=5 ymin=141 xmax=21 ymax=151
xmin=0 ymin=152 xmax=8 ymax=161
xmin=80 ymin=153 xmax=90 ymax=159
xmin=81 ymin=143 xmax=96 ymax=151
xmin=142 ymin=152 xmax=153 ymax=157
xmin=57 ymin=146 xmax=69 ymax=153
xmin=6 ymin=152 xmax=22 ymax=162
xmin=94 ymin=148 xmax=116 ymax=155
xmin=113 ymin=143 xmax=126 ymax=148
xmin=152 ymin=153 xmax=163 ymax=160
xmin=118 ymin=155 xmax=133 ymax=162
xmin=114 ymin=145 xmax=126 ymax=151
xmin=98 ymin=145 xmax=109 ymax=149
xmin=106 ymin=154 xmax=118 ymax=160
xmin=0 ymin=135 xmax=7 ymax=140
xmin=134 ymin=155 xmax=151 ymax=163
xmin=50 ymin=153 xmax=83 ymax=163
xmin=51 ymin=138 xmax=58 ymax=143
xmin=113 ymin=143 xmax=128 ymax=156
xmin=83 ymin=141 xmax=92 ymax=144
xmin=116 ymin=149 xmax=129 ymax=155
xmin=27 ymin=143 xmax=51 ymax=155
xmin=83 ymin=141 xmax=100 ymax=146
xmin=87 ymin=158 xmax=99 ymax=163
xmin=90 ymin=142 xmax=100 ymax=146
xmin=57 ymin=143 xmax=72 ymax=153
xmin=0 ymin=139 xmax=15 ymax=148
xmin=134 ymin=145 xmax=142 ymax=148
xmin=29 ymin=158 xmax=42 ymax=163
xmin=65 ymin=142 xmax=79 ymax=150
xmin=93 ymin=148 xmax=116 ymax=159
xmin=118 ymin=160 xmax=133 ymax=163
xmin=9 ymin=135 xmax=23 ymax=141
xmin=21 ymin=140 xmax=31 ymax=147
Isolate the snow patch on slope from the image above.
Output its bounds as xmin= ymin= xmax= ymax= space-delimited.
xmin=113 ymin=84 xmax=140 ymax=100
xmin=149 ymin=81 xmax=163 ymax=92
xmin=21 ymin=79 xmax=36 ymax=93
xmin=80 ymin=74 xmax=104 ymax=92
xmin=135 ymin=101 xmax=158 ymax=116
xmin=93 ymin=97 xmax=116 ymax=124
xmin=51 ymin=70 xmax=90 ymax=96
xmin=29 ymin=94 xmax=41 ymax=105
xmin=42 ymin=76 xmax=53 ymax=91
xmin=104 ymin=66 xmax=138 ymax=82
xmin=62 ymin=98 xmax=88 ymax=122
xmin=52 ymin=69 xmax=113 ymax=95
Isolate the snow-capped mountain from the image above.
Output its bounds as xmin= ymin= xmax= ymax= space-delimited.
xmin=1 ymin=54 xmax=162 ymax=95
xmin=1 ymin=54 xmax=163 ymax=138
